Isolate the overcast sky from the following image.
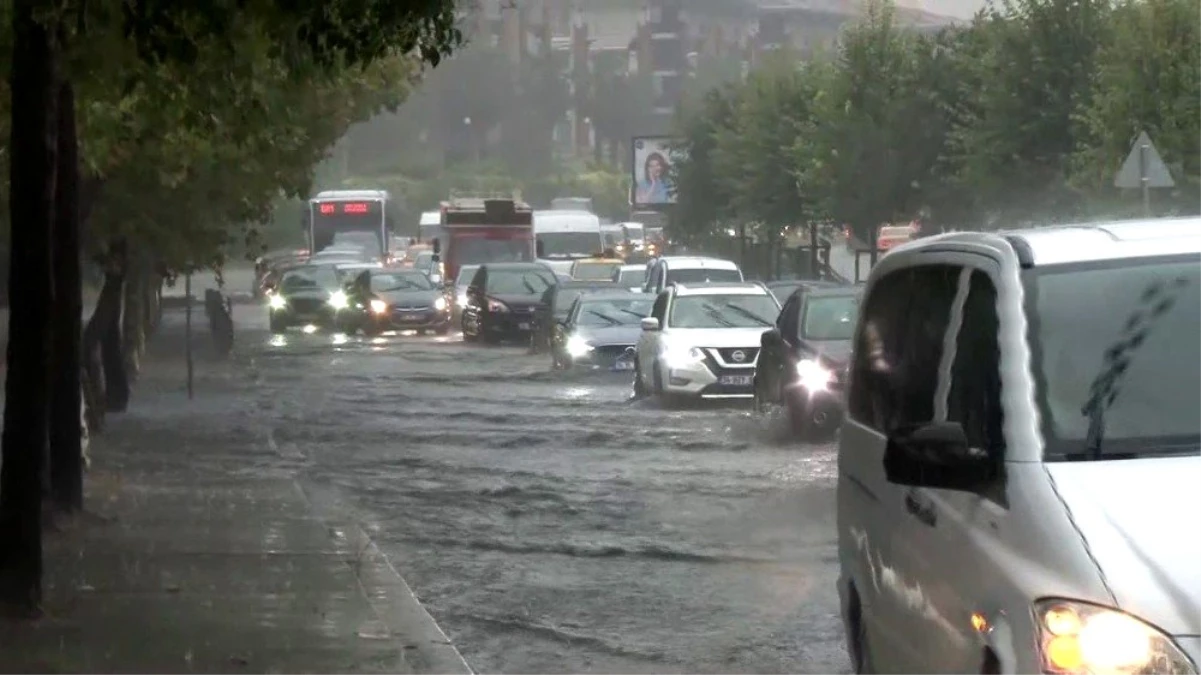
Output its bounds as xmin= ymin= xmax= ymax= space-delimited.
xmin=904 ymin=0 xmax=986 ymax=18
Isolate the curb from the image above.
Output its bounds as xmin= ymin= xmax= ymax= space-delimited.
xmin=297 ymin=480 xmax=474 ymax=675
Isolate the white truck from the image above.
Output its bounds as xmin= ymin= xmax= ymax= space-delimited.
xmin=533 ymin=209 xmax=605 ymax=276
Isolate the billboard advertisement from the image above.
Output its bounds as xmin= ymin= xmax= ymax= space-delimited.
xmin=631 ymin=136 xmax=683 ymax=207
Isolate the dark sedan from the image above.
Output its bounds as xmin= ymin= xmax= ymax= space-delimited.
xmin=531 ymin=279 xmax=618 ymax=354
xmin=553 ymin=292 xmax=653 ymax=371
xmin=461 ymin=263 xmax=558 ymax=344
xmin=341 ymin=268 xmax=452 ymax=336
xmin=754 ymin=284 xmax=861 ymax=441
xmin=267 ymin=264 xmax=347 ymax=333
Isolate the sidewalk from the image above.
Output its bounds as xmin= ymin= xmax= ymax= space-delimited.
xmin=0 ymin=309 xmax=471 ymax=674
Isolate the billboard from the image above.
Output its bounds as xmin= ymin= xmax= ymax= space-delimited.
xmin=631 ymin=136 xmax=683 ymax=207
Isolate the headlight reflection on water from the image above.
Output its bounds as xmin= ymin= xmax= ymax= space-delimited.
xmin=268 ymin=334 xmax=287 ymax=348
xmin=331 ymin=333 xmax=348 ymax=346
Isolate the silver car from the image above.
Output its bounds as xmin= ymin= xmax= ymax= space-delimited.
xmin=837 ymin=217 xmax=1200 ymax=674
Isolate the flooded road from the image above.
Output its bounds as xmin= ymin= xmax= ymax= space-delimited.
xmin=233 ymin=304 xmax=849 ymax=674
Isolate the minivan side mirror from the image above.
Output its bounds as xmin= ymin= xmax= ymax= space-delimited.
xmin=883 ymin=421 xmax=997 ymax=491
xmin=640 ymin=317 xmax=660 ymax=332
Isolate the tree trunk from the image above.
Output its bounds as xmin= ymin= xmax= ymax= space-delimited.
xmin=83 ymin=239 xmax=128 ymax=415
xmin=82 ymin=263 xmax=122 ymax=430
xmin=48 ymin=80 xmax=82 ymax=513
xmin=101 ymin=268 xmax=128 ymax=412
xmin=121 ymin=253 xmax=143 ymax=383
xmin=0 ymin=0 xmax=56 ymax=615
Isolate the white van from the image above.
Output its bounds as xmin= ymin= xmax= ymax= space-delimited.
xmin=837 ymin=218 xmax=1201 ymax=674
xmin=534 ymin=210 xmax=604 ymax=275
xmin=643 ymin=256 xmax=743 ymax=295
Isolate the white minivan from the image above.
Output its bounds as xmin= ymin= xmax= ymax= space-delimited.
xmin=837 ymin=218 xmax=1200 ymax=674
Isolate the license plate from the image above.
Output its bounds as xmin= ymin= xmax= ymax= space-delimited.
xmin=719 ymin=375 xmax=753 ymax=386
xmin=612 ymin=360 xmax=635 ymax=371
xmin=396 ymin=313 xmax=418 ymax=320
xmin=518 ymin=322 xmax=530 ymax=330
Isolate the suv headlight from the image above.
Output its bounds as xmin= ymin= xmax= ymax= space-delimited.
xmin=268 ymin=295 xmax=286 ymax=310
xmin=566 ymin=335 xmax=593 ymax=357
xmin=434 ymin=297 xmax=448 ymax=311
xmin=369 ymin=299 xmax=387 ymax=315
xmin=328 ymin=290 xmax=349 ymax=309
xmin=796 ymin=359 xmax=834 ymax=392
xmin=663 ymin=344 xmax=704 ymax=369
xmin=1035 ymin=599 xmax=1197 ymax=675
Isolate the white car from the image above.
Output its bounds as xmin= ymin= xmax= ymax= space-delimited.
xmin=643 ymin=256 xmax=744 ymax=296
xmin=634 ymin=282 xmax=781 ymax=402
xmin=837 ymin=217 xmax=1201 ymax=674
xmin=613 ymin=264 xmax=647 ymax=292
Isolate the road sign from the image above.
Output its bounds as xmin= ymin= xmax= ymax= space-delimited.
xmin=1114 ymin=131 xmax=1175 ymax=189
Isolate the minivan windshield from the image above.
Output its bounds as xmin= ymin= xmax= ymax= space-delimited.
xmin=669 ymin=294 xmax=779 ymax=329
xmin=1028 ymin=255 xmax=1200 ymax=459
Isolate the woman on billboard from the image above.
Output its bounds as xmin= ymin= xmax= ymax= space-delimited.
xmin=636 ymin=151 xmax=672 ymax=204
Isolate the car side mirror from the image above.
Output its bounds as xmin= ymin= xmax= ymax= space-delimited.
xmin=883 ymin=421 xmax=997 ymax=491
xmin=640 ymin=317 xmax=660 ymax=332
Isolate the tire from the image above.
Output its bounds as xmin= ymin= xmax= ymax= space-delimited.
xmin=632 ymin=359 xmax=648 ymax=398
xmin=363 ymin=323 xmax=382 ymax=337
xmin=752 ymin=375 xmax=770 ymax=414
xmin=463 ymin=330 xmax=479 ymax=343
xmin=849 ymin=593 xmax=874 ymax=674
xmin=434 ymin=324 xmax=450 ymax=336
xmin=269 ymin=315 xmax=286 ymax=334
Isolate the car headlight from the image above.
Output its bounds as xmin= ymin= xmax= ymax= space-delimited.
xmin=369 ymin=299 xmax=388 ymax=315
xmin=268 ymin=295 xmax=286 ymax=310
xmin=434 ymin=296 xmax=448 ymax=311
xmin=328 ymin=290 xmax=349 ymax=309
xmin=487 ymin=299 xmax=508 ymax=313
xmin=566 ymin=335 xmax=593 ymax=358
xmin=663 ymin=344 xmax=705 ymax=369
xmin=796 ymin=358 xmax=835 ymax=392
xmin=1035 ymin=600 xmax=1197 ymax=675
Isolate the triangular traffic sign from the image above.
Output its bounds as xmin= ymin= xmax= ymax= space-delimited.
xmin=1114 ymin=130 xmax=1175 ymax=189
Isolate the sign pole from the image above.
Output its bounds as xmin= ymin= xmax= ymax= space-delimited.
xmin=184 ymin=272 xmax=194 ymax=399
xmin=1139 ymin=141 xmax=1151 ymax=217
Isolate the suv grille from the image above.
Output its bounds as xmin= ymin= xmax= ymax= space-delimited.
xmin=289 ymin=298 xmax=325 ymax=313
xmin=713 ymin=347 xmax=759 ymax=365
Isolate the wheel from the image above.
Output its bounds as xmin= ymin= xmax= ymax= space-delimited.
xmin=848 ymin=592 xmax=874 ymax=674
xmin=434 ymin=324 xmax=450 ymax=336
xmin=752 ymin=375 xmax=770 ymax=414
xmin=269 ymin=315 xmax=286 ymax=334
xmin=463 ymin=330 xmax=479 ymax=343
xmin=633 ymin=359 xmax=648 ymax=398
xmin=363 ymin=322 xmax=382 ymax=337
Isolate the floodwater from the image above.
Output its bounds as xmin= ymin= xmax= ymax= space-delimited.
xmin=233 ymin=307 xmax=849 ymax=674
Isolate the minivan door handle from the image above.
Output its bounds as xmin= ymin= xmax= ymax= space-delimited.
xmin=904 ymin=490 xmax=937 ymax=528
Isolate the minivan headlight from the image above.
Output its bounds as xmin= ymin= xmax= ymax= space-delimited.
xmin=1035 ymin=599 xmax=1196 ymax=675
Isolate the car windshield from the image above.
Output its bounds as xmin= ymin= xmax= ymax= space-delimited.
xmin=668 ymin=294 xmax=779 ymax=329
xmin=456 ymin=266 xmax=480 ymax=286
xmin=414 ymin=252 xmax=435 ymax=271
xmin=1028 ymin=255 xmax=1201 ymax=459
xmin=370 ymin=272 xmax=434 ymax=293
xmin=281 ymin=266 xmax=339 ymax=292
xmin=801 ymin=295 xmax=859 ymax=340
xmin=577 ymin=298 xmax=654 ymax=326
xmin=554 ymin=287 xmax=600 ymax=315
xmin=573 ymin=262 xmax=621 ymax=281
xmin=617 ymin=269 xmax=644 ymax=286
xmin=487 ymin=269 xmax=556 ymax=295
xmin=665 ymin=267 xmax=742 ymax=285
xmin=537 ymin=232 xmax=602 ymax=257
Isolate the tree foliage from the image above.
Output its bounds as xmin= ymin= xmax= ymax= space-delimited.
xmin=670 ymin=0 xmax=1200 ymax=241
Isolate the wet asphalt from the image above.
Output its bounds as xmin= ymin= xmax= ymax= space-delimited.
xmin=228 ymin=300 xmax=850 ymax=674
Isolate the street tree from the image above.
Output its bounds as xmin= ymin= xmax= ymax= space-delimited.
xmin=1069 ymin=0 xmax=1200 ymax=217
xmin=1 ymin=0 xmax=461 ymax=616
xmin=945 ymin=0 xmax=1111 ymax=225
xmin=670 ymin=83 xmax=742 ymax=245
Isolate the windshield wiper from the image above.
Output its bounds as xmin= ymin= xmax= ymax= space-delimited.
xmin=722 ymin=303 xmax=773 ymax=327
xmin=1080 ymin=278 xmax=1185 ymax=459
xmin=701 ymin=305 xmax=737 ymax=328
xmin=585 ymin=310 xmax=621 ymax=325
